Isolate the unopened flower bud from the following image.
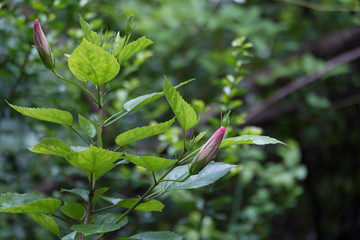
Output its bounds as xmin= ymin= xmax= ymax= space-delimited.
xmin=189 ymin=126 xmax=226 ymax=175
xmin=33 ymin=19 xmax=55 ymax=69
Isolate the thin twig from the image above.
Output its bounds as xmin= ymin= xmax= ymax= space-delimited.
xmin=245 ymin=47 xmax=360 ymax=124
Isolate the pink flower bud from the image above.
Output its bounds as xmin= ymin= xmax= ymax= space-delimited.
xmin=33 ymin=19 xmax=55 ymax=69
xmin=190 ymin=126 xmax=226 ymax=175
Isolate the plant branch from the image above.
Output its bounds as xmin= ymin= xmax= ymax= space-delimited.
xmin=245 ymin=47 xmax=360 ymax=124
xmin=80 ymin=173 xmax=96 ymax=240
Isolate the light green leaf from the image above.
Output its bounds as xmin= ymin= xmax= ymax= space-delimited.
xmin=163 ymin=77 xmax=197 ymax=130
xmin=71 ymin=213 xmax=127 ymax=235
xmin=125 ymin=154 xmax=176 ymax=172
xmin=193 ymin=131 xmax=207 ymax=143
xmin=123 ymin=79 xmax=195 ymax=112
xmin=162 ymin=162 xmax=235 ymax=192
xmin=61 ymin=231 xmax=77 ymax=240
xmin=7 ymin=102 xmax=73 ymax=125
xmin=60 ymin=200 xmax=85 ymax=220
xmin=117 ymin=199 xmax=164 ymax=212
xmin=115 ymin=118 xmax=175 ymax=147
xmin=101 ymin=197 xmax=164 ymax=212
xmin=93 ymin=187 xmax=109 ymax=202
xmin=130 ymin=231 xmax=184 ymax=240
xmin=61 ymin=188 xmax=89 ymax=202
xmin=68 ymin=39 xmax=120 ymax=86
xmin=0 ymin=193 xmax=61 ymax=214
xmin=219 ymin=135 xmax=284 ymax=149
xmin=79 ymin=16 xmax=101 ymax=46
xmin=28 ymin=213 xmax=60 ymax=236
xmin=78 ymin=114 xmax=96 ymax=138
xmin=65 ymin=145 xmax=123 ymax=179
xmin=29 ymin=138 xmax=72 ymax=157
xmin=118 ymin=36 xmax=153 ymax=64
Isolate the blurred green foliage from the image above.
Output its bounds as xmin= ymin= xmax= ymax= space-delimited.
xmin=1 ymin=0 xmax=360 ymax=239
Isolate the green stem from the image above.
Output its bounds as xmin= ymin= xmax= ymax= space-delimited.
xmin=51 ymin=69 xmax=98 ymax=104
xmin=103 ymin=110 xmax=128 ymax=126
xmin=96 ymin=85 xmax=105 ymax=148
xmin=93 ymin=204 xmax=118 ymax=213
xmin=69 ymin=125 xmax=90 ymax=145
xmin=51 ymin=213 xmax=71 ymax=225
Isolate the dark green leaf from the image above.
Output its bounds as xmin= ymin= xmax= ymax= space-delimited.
xmin=162 ymin=162 xmax=235 ymax=192
xmin=163 ymin=77 xmax=197 ymax=130
xmin=78 ymin=114 xmax=96 ymax=138
xmin=0 ymin=193 xmax=61 ymax=214
xmin=118 ymin=36 xmax=153 ymax=64
xmin=130 ymin=231 xmax=184 ymax=240
xmin=68 ymin=39 xmax=120 ymax=86
xmin=61 ymin=188 xmax=89 ymax=202
xmin=71 ymin=214 xmax=127 ymax=235
xmin=29 ymin=138 xmax=72 ymax=157
xmin=93 ymin=187 xmax=110 ymax=202
xmin=101 ymin=197 xmax=164 ymax=212
xmin=115 ymin=118 xmax=174 ymax=147
xmin=7 ymin=102 xmax=73 ymax=125
xmin=60 ymin=200 xmax=85 ymax=220
xmin=219 ymin=135 xmax=284 ymax=148
xmin=125 ymin=153 xmax=176 ymax=172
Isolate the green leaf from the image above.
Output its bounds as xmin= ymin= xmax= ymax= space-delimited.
xmin=193 ymin=131 xmax=207 ymax=143
xmin=163 ymin=77 xmax=197 ymax=130
xmin=101 ymin=197 xmax=164 ymax=212
xmin=117 ymin=199 xmax=164 ymax=212
xmin=68 ymin=39 xmax=120 ymax=86
xmin=29 ymin=138 xmax=72 ymax=157
xmin=60 ymin=200 xmax=85 ymax=220
xmin=79 ymin=16 xmax=101 ymax=46
xmin=65 ymin=145 xmax=123 ymax=179
xmin=28 ymin=213 xmax=60 ymax=236
xmin=130 ymin=231 xmax=184 ymax=240
xmin=61 ymin=188 xmax=89 ymax=201
xmin=61 ymin=231 xmax=77 ymax=240
xmin=118 ymin=36 xmax=153 ymax=64
xmin=125 ymin=154 xmax=176 ymax=172
xmin=123 ymin=79 xmax=195 ymax=112
xmin=78 ymin=114 xmax=96 ymax=138
xmin=71 ymin=213 xmax=127 ymax=235
xmin=115 ymin=118 xmax=175 ymax=147
xmin=7 ymin=102 xmax=73 ymax=125
xmin=162 ymin=162 xmax=235 ymax=192
xmin=219 ymin=135 xmax=284 ymax=149
xmin=0 ymin=193 xmax=61 ymax=214
xmin=93 ymin=187 xmax=109 ymax=202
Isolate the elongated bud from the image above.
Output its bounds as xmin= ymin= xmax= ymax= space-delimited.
xmin=189 ymin=126 xmax=226 ymax=175
xmin=33 ymin=19 xmax=55 ymax=69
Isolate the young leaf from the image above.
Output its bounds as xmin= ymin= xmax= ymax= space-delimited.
xmin=28 ymin=213 xmax=60 ymax=236
xmin=123 ymin=79 xmax=195 ymax=112
xmin=79 ymin=16 xmax=101 ymax=46
xmin=130 ymin=231 xmax=184 ymax=240
xmin=65 ymin=145 xmax=123 ymax=179
xmin=7 ymin=102 xmax=73 ymax=125
xmin=61 ymin=188 xmax=89 ymax=202
xmin=78 ymin=114 xmax=96 ymax=138
xmin=71 ymin=214 xmax=128 ymax=235
xmin=193 ymin=131 xmax=207 ymax=143
xmin=125 ymin=153 xmax=176 ymax=172
xmin=101 ymin=197 xmax=164 ymax=212
xmin=115 ymin=118 xmax=175 ymax=147
xmin=68 ymin=39 xmax=120 ymax=86
xmin=163 ymin=77 xmax=197 ymax=130
xmin=93 ymin=187 xmax=110 ymax=202
xmin=0 ymin=193 xmax=61 ymax=214
xmin=29 ymin=138 xmax=72 ymax=157
xmin=118 ymin=36 xmax=153 ymax=64
xmin=162 ymin=162 xmax=235 ymax=192
xmin=219 ymin=135 xmax=284 ymax=148
xmin=60 ymin=200 xmax=85 ymax=220
xmin=117 ymin=199 xmax=164 ymax=212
